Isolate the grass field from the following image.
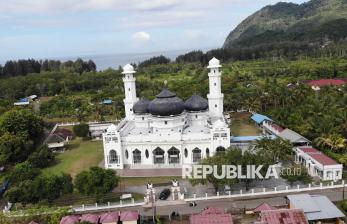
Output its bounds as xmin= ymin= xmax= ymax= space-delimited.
xmin=230 ymin=112 xmax=261 ymax=136
xmin=43 ymin=138 xmax=104 ymax=177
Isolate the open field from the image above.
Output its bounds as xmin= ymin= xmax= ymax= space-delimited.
xmin=230 ymin=112 xmax=261 ymax=136
xmin=43 ymin=138 xmax=104 ymax=177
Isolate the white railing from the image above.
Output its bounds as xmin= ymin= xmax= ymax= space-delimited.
xmin=184 ymin=181 xmax=345 ymax=202
xmin=73 ymin=199 xmax=145 ymax=213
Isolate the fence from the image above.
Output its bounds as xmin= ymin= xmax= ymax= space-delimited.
xmin=184 ymin=180 xmax=345 ymax=202
xmin=73 ymin=199 xmax=145 ymax=213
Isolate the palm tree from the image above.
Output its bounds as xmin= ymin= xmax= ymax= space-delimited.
xmin=314 ymin=134 xmax=347 ymax=151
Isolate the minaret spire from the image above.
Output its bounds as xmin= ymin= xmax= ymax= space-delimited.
xmin=207 ymin=57 xmax=224 ymax=118
xmin=122 ymin=64 xmax=139 ymax=120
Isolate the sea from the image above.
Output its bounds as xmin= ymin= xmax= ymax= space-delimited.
xmin=0 ymin=48 xmax=215 ymax=71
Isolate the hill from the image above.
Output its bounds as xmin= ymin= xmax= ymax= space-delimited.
xmin=223 ymin=0 xmax=347 ymax=49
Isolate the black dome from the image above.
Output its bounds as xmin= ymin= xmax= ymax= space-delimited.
xmin=184 ymin=94 xmax=208 ymax=111
xmin=133 ymin=97 xmax=150 ymax=114
xmin=148 ymin=89 xmax=184 ymax=116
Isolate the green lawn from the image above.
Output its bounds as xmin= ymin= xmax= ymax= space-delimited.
xmin=230 ymin=112 xmax=262 ymax=136
xmin=43 ymin=138 xmax=104 ymax=177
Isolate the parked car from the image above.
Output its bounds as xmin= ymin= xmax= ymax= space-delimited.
xmin=159 ymin=188 xmax=171 ymax=200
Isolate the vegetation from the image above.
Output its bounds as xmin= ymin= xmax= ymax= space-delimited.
xmin=73 ymin=123 xmax=90 ymax=138
xmin=42 ymin=139 xmax=103 ymax=177
xmin=74 ymin=167 xmax=119 ymax=200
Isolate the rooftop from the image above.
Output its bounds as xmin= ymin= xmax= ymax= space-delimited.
xmin=190 ymin=207 xmax=233 ymax=224
xmin=298 ymin=147 xmax=339 ymax=166
xmin=306 ymin=79 xmax=346 ymax=87
xmin=254 ymin=202 xmax=276 ymax=213
xmin=231 ymin=135 xmax=276 ymax=142
xmin=287 ymin=194 xmax=345 ymax=221
xmin=278 ymin=128 xmax=310 ymax=143
xmin=257 ymin=208 xmax=308 ymax=224
xmin=251 ymin=113 xmax=272 ymax=124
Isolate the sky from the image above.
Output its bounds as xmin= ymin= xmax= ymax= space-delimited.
xmin=0 ymin=0 xmax=308 ymax=61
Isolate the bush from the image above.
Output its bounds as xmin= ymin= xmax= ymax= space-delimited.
xmin=75 ymin=167 xmax=119 ymax=200
xmin=28 ymin=145 xmax=55 ymax=168
xmin=73 ymin=123 xmax=89 ymax=138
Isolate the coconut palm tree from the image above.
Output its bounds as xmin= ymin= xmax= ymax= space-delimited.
xmin=314 ymin=134 xmax=347 ymax=151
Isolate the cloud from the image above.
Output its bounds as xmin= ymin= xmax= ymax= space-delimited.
xmin=132 ymin=31 xmax=151 ymax=42
xmin=184 ymin=29 xmax=205 ymax=40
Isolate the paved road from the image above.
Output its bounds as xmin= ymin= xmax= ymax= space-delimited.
xmin=75 ymin=187 xmax=346 ymax=216
xmin=138 ymin=187 xmax=346 ymax=216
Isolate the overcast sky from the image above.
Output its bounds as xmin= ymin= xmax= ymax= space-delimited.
xmin=0 ymin=0 xmax=308 ymax=61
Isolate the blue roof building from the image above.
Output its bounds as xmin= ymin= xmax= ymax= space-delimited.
xmin=102 ymin=99 xmax=113 ymax=105
xmin=251 ymin=113 xmax=273 ymax=124
xmin=231 ymin=135 xmax=276 ymax=143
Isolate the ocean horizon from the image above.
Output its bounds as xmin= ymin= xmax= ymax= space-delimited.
xmin=0 ymin=48 xmax=215 ymax=71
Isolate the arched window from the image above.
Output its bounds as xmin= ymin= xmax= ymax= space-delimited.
xmin=168 ymin=147 xmax=180 ymax=164
xmin=109 ymin=150 xmax=118 ymax=164
xmin=192 ymin=148 xmax=202 ymax=163
xmin=184 ymin=148 xmax=188 ymax=158
xmin=216 ymin=146 xmax=226 ymax=154
xmin=125 ymin=150 xmax=129 ymax=159
xmin=133 ymin=149 xmax=141 ymax=164
xmin=145 ymin=149 xmax=149 ymax=158
xmin=153 ymin=147 xmax=165 ymax=164
xmin=206 ymin=148 xmax=210 ymax=158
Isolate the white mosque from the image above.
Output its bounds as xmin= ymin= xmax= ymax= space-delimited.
xmin=103 ymin=57 xmax=230 ymax=169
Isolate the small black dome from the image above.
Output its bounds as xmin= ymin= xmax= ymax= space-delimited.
xmin=148 ymin=89 xmax=184 ymax=116
xmin=133 ymin=97 xmax=150 ymax=114
xmin=184 ymin=94 xmax=208 ymax=111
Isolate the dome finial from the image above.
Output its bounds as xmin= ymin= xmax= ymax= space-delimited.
xmin=207 ymin=57 xmax=222 ymax=69
xmin=164 ymin=80 xmax=168 ymax=87
xmin=122 ymin=63 xmax=136 ymax=74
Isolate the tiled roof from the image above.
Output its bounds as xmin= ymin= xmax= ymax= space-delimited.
xmin=254 ymin=202 xmax=276 ymax=212
xmin=80 ymin=214 xmax=99 ymax=224
xmin=59 ymin=215 xmax=80 ymax=224
xmin=259 ymin=209 xmax=308 ymax=224
xmin=100 ymin=212 xmax=119 ymax=223
xmin=306 ymin=79 xmax=346 ymax=87
xmin=46 ymin=134 xmax=65 ymax=144
xmin=270 ymin=123 xmax=284 ymax=133
xmin=120 ymin=210 xmax=139 ymax=221
xmin=54 ymin=128 xmax=74 ymax=139
xmin=299 ymin=147 xmax=339 ymax=165
xmin=190 ymin=207 xmax=233 ymax=224
xmin=278 ymin=129 xmax=310 ymax=143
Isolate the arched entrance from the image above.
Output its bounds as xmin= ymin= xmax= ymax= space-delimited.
xmin=216 ymin=146 xmax=226 ymax=154
xmin=153 ymin=147 xmax=165 ymax=164
xmin=133 ymin=149 xmax=141 ymax=164
xmin=192 ymin=148 xmax=202 ymax=163
xmin=109 ymin=150 xmax=118 ymax=164
xmin=168 ymin=147 xmax=180 ymax=164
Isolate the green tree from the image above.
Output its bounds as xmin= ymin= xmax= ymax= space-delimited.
xmin=28 ymin=145 xmax=55 ymax=168
xmin=73 ymin=123 xmax=90 ymax=138
xmin=0 ymin=133 xmax=31 ymax=165
xmin=75 ymin=167 xmax=119 ymax=200
xmin=6 ymin=162 xmax=40 ymax=184
xmin=0 ymin=109 xmax=44 ymax=143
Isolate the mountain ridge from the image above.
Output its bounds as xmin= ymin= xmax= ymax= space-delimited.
xmin=223 ymin=0 xmax=347 ymax=49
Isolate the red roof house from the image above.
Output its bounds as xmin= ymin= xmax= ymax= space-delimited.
xmin=59 ymin=215 xmax=80 ymax=224
xmin=306 ymin=79 xmax=346 ymax=87
xmin=254 ymin=202 xmax=276 ymax=213
xmin=190 ymin=207 xmax=233 ymax=224
xmin=299 ymin=147 xmax=339 ymax=166
xmin=100 ymin=212 xmax=120 ymax=224
xmin=257 ymin=209 xmax=308 ymax=224
xmin=80 ymin=214 xmax=99 ymax=224
xmin=120 ymin=210 xmax=139 ymax=222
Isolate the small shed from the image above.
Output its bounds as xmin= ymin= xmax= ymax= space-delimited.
xmin=103 ymin=99 xmax=113 ymax=105
xmin=46 ymin=134 xmax=66 ymax=151
xmin=14 ymin=97 xmax=30 ymax=106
